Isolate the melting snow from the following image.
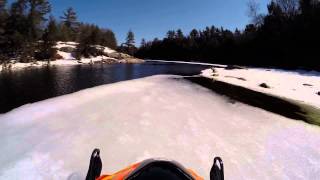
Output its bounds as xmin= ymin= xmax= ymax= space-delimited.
xmin=0 ymin=75 xmax=320 ymax=179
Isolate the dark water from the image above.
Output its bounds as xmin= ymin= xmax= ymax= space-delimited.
xmin=0 ymin=62 xmax=210 ymax=113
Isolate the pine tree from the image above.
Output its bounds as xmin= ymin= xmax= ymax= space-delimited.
xmin=60 ymin=7 xmax=78 ymax=41
xmin=4 ymin=0 xmax=50 ymax=62
xmin=189 ymin=29 xmax=199 ymax=39
xmin=56 ymin=23 xmax=69 ymax=41
xmin=99 ymin=29 xmax=117 ymax=49
xmin=0 ymin=0 xmax=7 ymax=33
xmin=6 ymin=0 xmax=29 ymax=60
xmin=140 ymin=38 xmax=146 ymax=47
xmin=166 ymin=30 xmax=176 ymax=40
xmin=176 ymin=29 xmax=184 ymax=39
xmin=36 ymin=16 xmax=57 ymax=61
xmin=27 ymin=0 xmax=51 ymax=41
xmin=75 ymin=24 xmax=102 ymax=59
xmin=126 ymin=30 xmax=135 ymax=46
xmin=0 ymin=0 xmax=8 ymax=59
xmin=125 ymin=30 xmax=135 ymax=55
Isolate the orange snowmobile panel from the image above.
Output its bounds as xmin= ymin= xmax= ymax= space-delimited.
xmin=96 ymin=161 xmax=203 ymax=180
xmin=97 ymin=162 xmax=141 ymax=180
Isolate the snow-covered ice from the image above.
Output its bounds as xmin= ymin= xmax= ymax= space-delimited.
xmin=201 ymin=68 xmax=320 ymax=108
xmin=0 ymin=75 xmax=320 ymax=179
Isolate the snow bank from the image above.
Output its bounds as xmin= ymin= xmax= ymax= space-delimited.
xmin=0 ymin=75 xmax=319 ymax=180
xmin=201 ymin=68 xmax=320 ymax=108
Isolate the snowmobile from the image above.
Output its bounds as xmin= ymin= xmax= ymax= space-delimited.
xmin=86 ymin=149 xmax=224 ymax=180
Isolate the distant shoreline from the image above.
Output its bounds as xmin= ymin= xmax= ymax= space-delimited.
xmin=0 ymin=57 xmax=144 ymax=72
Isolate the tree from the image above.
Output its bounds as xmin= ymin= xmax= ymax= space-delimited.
xmin=189 ymin=29 xmax=199 ymax=39
xmin=140 ymin=38 xmax=146 ymax=47
xmin=36 ymin=16 xmax=58 ymax=61
xmin=5 ymin=0 xmax=29 ymax=60
xmin=176 ymin=29 xmax=184 ymax=39
xmin=99 ymin=29 xmax=117 ymax=49
xmin=60 ymin=7 xmax=78 ymax=41
xmin=1 ymin=1 xmax=118 ymax=62
xmin=0 ymin=0 xmax=8 ymax=59
xmin=4 ymin=0 xmax=51 ymax=62
xmin=299 ymin=0 xmax=313 ymax=14
xmin=75 ymin=23 xmax=117 ymax=59
xmin=247 ymin=0 xmax=264 ymax=25
xmin=166 ymin=30 xmax=176 ymax=40
xmin=275 ymin=0 xmax=299 ymax=17
xmin=26 ymin=0 xmax=51 ymax=41
xmin=125 ymin=30 xmax=135 ymax=55
xmin=267 ymin=1 xmax=284 ymax=16
xmin=126 ymin=30 xmax=135 ymax=46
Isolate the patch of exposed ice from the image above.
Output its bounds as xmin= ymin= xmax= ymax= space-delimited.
xmin=0 ymin=75 xmax=319 ymax=179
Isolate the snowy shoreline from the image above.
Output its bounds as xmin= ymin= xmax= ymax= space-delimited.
xmin=0 ymin=57 xmax=143 ymax=72
xmin=201 ymin=67 xmax=320 ymax=109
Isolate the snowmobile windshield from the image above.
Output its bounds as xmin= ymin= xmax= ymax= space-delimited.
xmin=126 ymin=160 xmax=194 ymax=180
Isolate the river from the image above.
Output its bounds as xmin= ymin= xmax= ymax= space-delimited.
xmin=0 ymin=61 xmax=210 ymax=113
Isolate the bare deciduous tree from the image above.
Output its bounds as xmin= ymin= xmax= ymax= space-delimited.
xmin=247 ymin=0 xmax=264 ymax=25
xmin=275 ymin=0 xmax=299 ymax=16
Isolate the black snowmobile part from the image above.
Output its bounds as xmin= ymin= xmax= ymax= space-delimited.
xmin=86 ymin=148 xmax=102 ymax=180
xmin=126 ymin=160 xmax=195 ymax=180
xmin=210 ymin=157 xmax=224 ymax=180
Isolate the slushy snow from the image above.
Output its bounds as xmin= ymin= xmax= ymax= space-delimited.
xmin=0 ymin=75 xmax=320 ymax=179
xmin=201 ymin=68 xmax=320 ymax=108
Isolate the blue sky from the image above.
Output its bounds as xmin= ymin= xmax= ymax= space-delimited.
xmin=10 ymin=0 xmax=270 ymax=45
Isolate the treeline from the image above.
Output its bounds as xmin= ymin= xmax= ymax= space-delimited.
xmin=136 ymin=0 xmax=320 ymax=70
xmin=0 ymin=0 xmax=117 ymax=63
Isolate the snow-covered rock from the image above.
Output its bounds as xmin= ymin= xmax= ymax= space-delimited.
xmin=201 ymin=68 xmax=320 ymax=109
xmin=55 ymin=41 xmax=78 ymax=49
xmin=0 ymin=75 xmax=319 ymax=179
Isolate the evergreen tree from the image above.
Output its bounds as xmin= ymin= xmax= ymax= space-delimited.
xmin=0 ymin=0 xmax=8 ymax=34
xmin=60 ymin=7 xmax=78 ymax=41
xmin=126 ymin=30 xmax=135 ymax=46
xmin=125 ymin=30 xmax=135 ymax=55
xmin=6 ymin=0 xmax=29 ymax=60
xmin=36 ymin=16 xmax=57 ymax=61
xmin=1 ymin=1 xmax=118 ymax=62
xmin=75 ymin=24 xmax=111 ymax=59
xmin=136 ymin=0 xmax=320 ymax=70
xmin=4 ymin=0 xmax=51 ymax=62
xmin=140 ymin=38 xmax=146 ymax=47
xmin=99 ymin=29 xmax=117 ymax=49
xmin=189 ymin=29 xmax=199 ymax=39
xmin=176 ymin=29 xmax=184 ymax=39
xmin=166 ymin=30 xmax=176 ymax=40
xmin=0 ymin=0 xmax=8 ymax=60
xmin=26 ymin=0 xmax=51 ymax=41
